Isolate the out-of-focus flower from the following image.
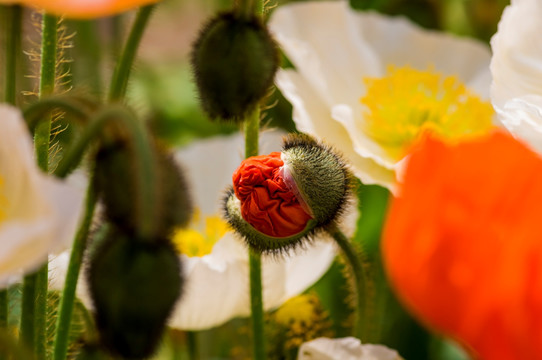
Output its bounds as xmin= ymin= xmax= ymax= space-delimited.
xmin=267 ymin=293 xmax=333 ymax=358
xmin=383 ymin=131 xmax=542 ymax=360
xmin=298 ymin=337 xmax=402 ymax=360
xmin=51 ymin=131 xmax=356 ymax=330
xmin=270 ymin=1 xmax=494 ymax=191
xmin=490 ymin=0 xmax=542 ymax=154
xmin=5 ymin=0 xmax=159 ymax=18
xmin=0 ymin=104 xmax=82 ymax=287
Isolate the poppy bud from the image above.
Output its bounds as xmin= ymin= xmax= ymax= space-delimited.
xmin=224 ymin=134 xmax=353 ymax=253
xmin=88 ymin=226 xmax=182 ymax=359
xmin=191 ymin=11 xmax=279 ymax=122
xmin=95 ymin=139 xmax=192 ymax=239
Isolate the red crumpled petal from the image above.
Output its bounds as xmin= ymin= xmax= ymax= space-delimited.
xmin=383 ymin=131 xmax=542 ymax=360
xmin=233 ymin=152 xmax=312 ymax=237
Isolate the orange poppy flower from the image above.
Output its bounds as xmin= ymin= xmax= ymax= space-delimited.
xmin=232 ymin=152 xmax=312 ymax=238
xmin=8 ymin=0 xmax=159 ymax=18
xmin=383 ymin=131 xmax=542 ymax=360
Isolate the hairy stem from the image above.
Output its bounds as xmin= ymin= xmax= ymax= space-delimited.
xmin=329 ymin=226 xmax=368 ymax=340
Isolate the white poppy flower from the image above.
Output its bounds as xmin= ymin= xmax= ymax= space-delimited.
xmin=0 ymin=104 xmax=83 ymax=287
xmin=51 ymin=130 xmax=356 ymax=330
xmin=270 ymin=1 xmax=493 ymax=191
xmin=298 ymin=337 xmax=403 ymax=360
xmin=490 ymin=0 xmax=542 ymax=153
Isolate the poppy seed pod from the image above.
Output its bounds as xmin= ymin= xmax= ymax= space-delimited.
xmin=224 ymin=134 xmax=353 ymax=254
xmin=191 ymin=11 xmax=279 ymax=122
xmin=88 ymin=226 xmax=182 ymax=359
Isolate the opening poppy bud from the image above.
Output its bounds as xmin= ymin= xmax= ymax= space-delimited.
xmin=191 ymin=11 xmax=279 ymax=122
xmin=95 ymin=139 xmax=192 ymax=240
xmin=88 ymin=226 xmax=182 ymax=359
xmin=224 ymin=134 xmax=352 ymax=254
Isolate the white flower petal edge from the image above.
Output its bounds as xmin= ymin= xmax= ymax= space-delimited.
xmin=0 ymin=104 xmax=83 ymax=287
xmin=490 ymin=0 xmax=542 ymax=109
xmin=270 ymin=1 xmax=491 ymax=190
xmin=298 ymin=337 xmax=403 ymax=360
xmin=490 ymin=0 xmax=542 ymax=152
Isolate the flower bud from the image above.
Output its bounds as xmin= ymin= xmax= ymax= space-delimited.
xmin=88 ymin=226 xmax=182 ymax=359
xmin=224 ymin=134 xmax=352 ymax=253
xmin=191 ymin=11 xmax=279 ymax=121
xmin=95 ymin=139 xmax=192 ymax=239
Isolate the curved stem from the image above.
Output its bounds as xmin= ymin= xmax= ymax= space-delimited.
xmin=24 ymin=96 xmax=91 ymax=130
xmin=108 ymin=5 xmax=155 ymax=101
xmin=329 ymin=225 xmax=368 ymax=340
xmin=52 ymin=179 xmax=97 ymax=360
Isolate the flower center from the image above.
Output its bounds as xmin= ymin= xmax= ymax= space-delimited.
xmin=274 ymin=294 xmax=318 ymax=327
xmin=361 ymin=65 xmax=494 ymax=159
xmin=0 ymin=177 xmax=7 ymax=222
xmin=171 ymin=209 xmax=230 ymax=257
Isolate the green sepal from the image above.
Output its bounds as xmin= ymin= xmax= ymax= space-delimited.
xmin=282 ymin=133 xmax=354 ymax=227
xmin=223 ymin=187 xmax=319 ymax=255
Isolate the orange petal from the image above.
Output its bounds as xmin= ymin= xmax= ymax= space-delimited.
xmin=21 ymin=0 xmax=159 ymax=18
xmin=383 ymin=131 xmax=542 ymax=360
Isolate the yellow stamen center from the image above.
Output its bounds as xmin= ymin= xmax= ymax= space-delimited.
xmin=361 ymin=65 xmax=494 ymax=159
xmin=171 ymin=209 xmax=230 ymax=257
xmin=272 ymin=293 xmax=332 ymax=350
xmin=0 ymin=177 xmax=7 ymax=222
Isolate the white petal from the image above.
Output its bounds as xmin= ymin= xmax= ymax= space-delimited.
xmin=276 ymin=69 xmax=396 ymax=189
xmin=495 ymin=95 xmax=542 ymax=154
xmin=170 ymin=234 xmax=250 ymax=330
xmin=0 ymin=105 xmax=83 ymax=286
xmin=491 ymin=0 xmax=542 ymax=109
xmin=348 ymin=9 xmax=491 ymax=88
xmin=269 ymin=1 xmax=381 ymax=108
xmin=298 ymin=337 xmax=402 ymax=360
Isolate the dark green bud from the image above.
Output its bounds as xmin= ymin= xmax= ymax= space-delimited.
xmin=94 ymin=139 xmax=192 ymax=239
xmin=88 ymin=226 xmax=182 ymax=359
xmin=223 ymin=133 xmax=353 ymax=254
xmin=191 ymin=11 xmax=279 ymax=121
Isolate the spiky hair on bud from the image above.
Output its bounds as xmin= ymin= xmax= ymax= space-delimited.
xmin=281 ymin=133 xmax=354 ymax=229
xmin=223 ymin=133 xmax=354 ymax=255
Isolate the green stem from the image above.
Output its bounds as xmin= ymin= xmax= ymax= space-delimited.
xmin=236 ymin=0 xmax=255 ymax=19
xmin=0 ymin=4 xmax=22 ymax=339
xmin=22 ymin=14 xmax=58 ymax=360
xmin=34 ymin=13 xmax=58 ymax=170
xmin=52 ymin=180 xmax=97 ymax=360
xmin=3 ymin=5 xmax=22 ymax=105
xmin=186 ymin=331 xmax=199 ymax=360
xmin=108 ymin=5 xmax=155 ymax=101
xmin=73 ymin=20 xmax=102 ymax=96
xmin=329 ymin=226 xmax=367 ymax=340
xmin=244 ymin=108 xmax=265 ymax=360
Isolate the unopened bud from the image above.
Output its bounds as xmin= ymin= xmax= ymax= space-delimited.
xmin=88 ymin=226 xmax=182 ymax=359
xmin=95 ymin=140 xmax=192 ymax=239
xmin=191 ymin=11 xmax=279 ymax=121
